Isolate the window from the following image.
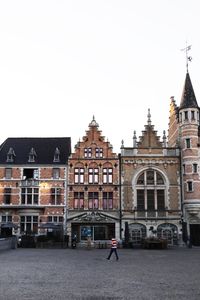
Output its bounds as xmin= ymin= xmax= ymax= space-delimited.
xmin=103 ymin=168 xmax=113 ymax=184
xmin=53 ymin=148 xmax=60 ymax=162
xmin=48 ymin=216 xmax=63 ymax=223
xmin=6 ymin=147 xmax=16 ymax=162
xmin=74 ymin=192 xmax=84 ymax=209
xmin=103 ymin=192 xmax=113 ymax=209
xmin=51 ymin=188 xmax=61 ymax=205
xmin=53 ymin=168 xmax=60 ymax=179
xmin=184 ymin=111 xmax=188 ymax=120
xmin=84 ymin=148 xmax=92 ymax=158
xmin=2 ymin=215 xmax=12 ymax=223
xmin=5 ymin=168 xmax=12 ymax=179
xmin=21 ymin=188 xmax=39 ymax=205
xmin=183 ymin=164 xmax=185 ymax=174
xmin=157 ymin=190 xmax=165 ymax=210
xmin=88 ymin=192 xmax=99 ymax=209
xmin=136 ymin=170 xmax=166 ymax=214
xmin=88 ymin=168 xmax=99 ymax=184
xmin=74 ymin=168 xmax=84 ymax=184
xmin=95 ymin=148 xmax=103 ymax=158
xmin=186 ymin=138 xmax=191 ymax=149
xmin=191 ymin=111 xmax=195 ymax=120
xmin=137 ymin=190 xmax=145 ymax=210
xmin=4 ymin=188 xmax=11 ymax=204
xmin=20 ymin=215 xmax=38 ymax=234
xmin=187 ymin=181 xmax=193 ymax=192
xmin=28 ymin=148 xmax=37 ymax=162
xmin=23 ymin=168 xmax=39 ymax=180
xmin=193 ymin=164 xmax=198 ymax=173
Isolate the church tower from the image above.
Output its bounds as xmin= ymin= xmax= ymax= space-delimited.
xmin=178 ymin=72 xmax=200 ymax=245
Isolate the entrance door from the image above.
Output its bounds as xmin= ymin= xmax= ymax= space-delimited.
xmin=190 ymin=224 xmax=200 ymax=246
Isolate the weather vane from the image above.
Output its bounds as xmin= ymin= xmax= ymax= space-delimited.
xmin=181 ymin=42 xmax=192 ymax=72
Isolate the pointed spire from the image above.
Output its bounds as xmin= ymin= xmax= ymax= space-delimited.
xmin=147 ymin=108 xmax=151 ymax=126
xmin=179 ymin=73 xmax=199 ymax=109
xmin=162 ymin=130 xmax=167 ymax=148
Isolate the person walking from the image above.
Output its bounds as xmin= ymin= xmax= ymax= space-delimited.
xmin=107 ymin=238 xmax=119 ymax=260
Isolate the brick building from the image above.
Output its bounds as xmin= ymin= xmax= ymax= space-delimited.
xmin=67 ymin=117 xmax=120 ymax=246
xmin=0 ymin=138 xmax=71 ymax=238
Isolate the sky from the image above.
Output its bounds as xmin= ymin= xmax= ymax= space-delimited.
xmin=0 ymin=0 xmax=200 ymax=153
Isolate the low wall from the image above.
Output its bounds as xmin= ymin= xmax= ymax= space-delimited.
xmin=0 ymin=237 xmax=17 ymax=251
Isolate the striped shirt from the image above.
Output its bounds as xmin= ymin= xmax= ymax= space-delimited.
xmin=111 ymin=239 xmax=118 ymax=248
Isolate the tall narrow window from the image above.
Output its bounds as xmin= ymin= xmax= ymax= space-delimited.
xmin=88 ymin=192 xmax=99 ymax=209
xmin=137 ymin=190 xmax=145 ymax=210
xmin=53 ymin=168 xmax=60 ymax=179
xmin=187 ymin=181 xmax=193 ymax=192
xmin=157 ymin=190 xmax=165 ymax=210
xmin=20 ymin=216 xmax=38 ymax=234
xmin=147 ymin=190 xmax=155 ymax=210
xmin=74 ymin=192 xmax=84 ymax=209
xmin=4 ymin=188 xmax=11 ymax=204
xmin=103 ymin=192 xmax=113 ymax=209
xmin=191 ymin=111 xmax=195 ymax=120
xmin=184 ymin=111 xmax=188 ymax=120
xmin=103 ymin=168 xmax=113 ymax=184
xmin=186 ymin=138 xmax=191 ymax=149
xmin=5 ymin=168 xmax=12 ymax=179
xmin=193 ymin=163 xmax=198 ymax=173
xmin=74 ymin=168 xmax=84 ymax=184
xmin=51 ymin=188 xmax=61 ymax=205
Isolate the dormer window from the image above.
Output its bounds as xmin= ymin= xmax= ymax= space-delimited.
xmin=6 ymin=147 xmax=16 ymax=163
xmin=53 ymin=148 xmax=60 ymax=162
xmin=28 ymin=148 xmax=37 ymax=162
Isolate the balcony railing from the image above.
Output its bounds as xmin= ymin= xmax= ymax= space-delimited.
xmin=20 ymin=180 xmax=39 ymax=187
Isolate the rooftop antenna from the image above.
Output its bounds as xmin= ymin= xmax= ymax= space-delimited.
xmin=181 ymin=42 xmax=192 ymax=73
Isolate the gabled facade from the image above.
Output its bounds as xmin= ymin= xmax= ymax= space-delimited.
xmin=120 ymin=110 xmax=181 ymax=246
xmin=0 ymin=138 xmax=71 ymax=237
xmin=67 ymin=117 xmax=120 ymax=245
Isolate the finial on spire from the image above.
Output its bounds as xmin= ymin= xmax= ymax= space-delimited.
xmin=133 ymin=131 xmax=137 ymax=147
xmin=147 ymin=109 xmax=151 ymax=126
xmin=181 ymin=42 xmax=192 ymax=73
xmin=162 ymin=130 xmax=167 ymax=148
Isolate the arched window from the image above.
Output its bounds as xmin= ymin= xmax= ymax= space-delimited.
xmin=136 ymin=169 xmax=166 ymax=217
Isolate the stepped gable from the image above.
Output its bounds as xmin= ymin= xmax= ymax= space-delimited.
xmin=137 ymin=109 xmax=163 ymax=148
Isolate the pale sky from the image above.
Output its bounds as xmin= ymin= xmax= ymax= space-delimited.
xmin=0 ymin=0 xmax=200 ymax=153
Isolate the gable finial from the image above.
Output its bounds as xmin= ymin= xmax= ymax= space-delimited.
xmin=147 ymin=108 xmax=151 ymax=126
xmin=181 ymin=42 xmax=192 ymax=73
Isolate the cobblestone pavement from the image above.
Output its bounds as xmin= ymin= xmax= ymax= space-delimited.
xmin=0 ymin=247 xmax=200 ymax=300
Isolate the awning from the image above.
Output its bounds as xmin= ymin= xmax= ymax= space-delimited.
xmin=39 ymin=223 xmax=62 ymax=230
xmin=1 ymin=222 xmax=18 ymax=229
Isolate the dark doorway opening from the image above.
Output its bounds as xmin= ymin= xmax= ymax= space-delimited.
xmin=190 ymin=224 xmax=200 ymax=246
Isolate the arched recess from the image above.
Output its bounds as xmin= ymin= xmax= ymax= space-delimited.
xmin=132 ymin=168 xmax=169 ymax=218
xmin=129 ymin=223 xmax=147 ymax=245
xmin=157 ymin=223 xmax=178 ymax=245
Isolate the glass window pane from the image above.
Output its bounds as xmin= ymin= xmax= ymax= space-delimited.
xmin=147 ymin=171 xmax=154 ymax=185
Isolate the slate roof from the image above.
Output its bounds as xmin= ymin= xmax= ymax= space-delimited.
xmin=0 ymin=137 xmax=71 ymax=164
xmin=179 ymin=72 xmax=199 ymax=109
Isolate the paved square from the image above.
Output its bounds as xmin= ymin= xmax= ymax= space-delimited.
xmin=0 ymin=247 xmax=200 ymax=300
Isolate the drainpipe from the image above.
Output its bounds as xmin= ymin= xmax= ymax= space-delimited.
xmin=118 ymin=153 xmax=122 ymax=240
